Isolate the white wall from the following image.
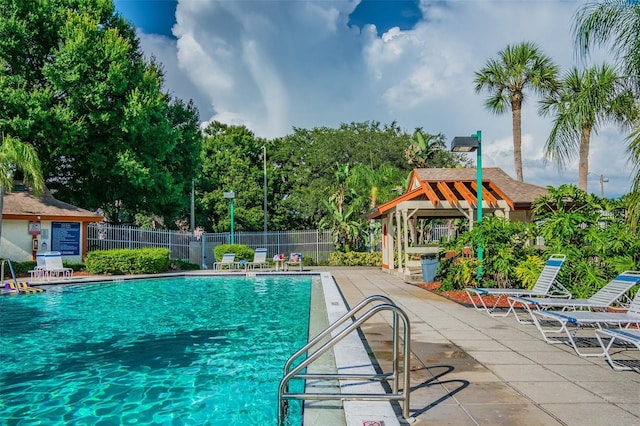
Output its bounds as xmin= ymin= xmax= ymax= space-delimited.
xmin=0 ymin=219 xmax=84 ymax=263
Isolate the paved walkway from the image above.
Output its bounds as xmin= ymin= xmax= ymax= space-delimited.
xmin=321 ymin=267 xmax=640 ymax=426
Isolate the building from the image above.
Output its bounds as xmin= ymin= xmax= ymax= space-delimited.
xmin=1 ymin=184 xmax=103 ymax=262
xmin=368 ymin=168 xmax=548 ymax=279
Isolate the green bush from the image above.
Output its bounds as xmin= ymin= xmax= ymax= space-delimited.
xmin=327 ymin=251 xmax=381 ymax=266
xmin=213 ymin=244 xmax=254 ymax=262
xmin=85 ymin=248 xmax=171 ymax=274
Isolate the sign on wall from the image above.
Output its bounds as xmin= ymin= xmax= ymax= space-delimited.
xmin=28 ymin=221 xmax=41 ymax=235
xmin=51 ymin=222 xmax=80 ymax=255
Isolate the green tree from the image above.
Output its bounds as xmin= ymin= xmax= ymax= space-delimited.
xmin=0 ymin=0 xmax=201 ymax=227
xmin=474 ymin=42 xmax=559 ymax=181
xmin=273 ymin=121 xmax=414 ymax=229
xmin=539 ymin=64 xmax=637 ymax=191
xmin=574 ymin=1 xmax=640 ymax=228
xmin=0 ymin=134 xmax=45 ymax=244
xmin=318 ymin=200 xmax=364 ymax=252
xmin=404 ymin=129 xmax=464 ymax=169
xmin=199 ymin=122 xmax=268 ymax=233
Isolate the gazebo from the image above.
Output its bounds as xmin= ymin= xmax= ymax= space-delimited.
xmin=368 ymin=167 xmax=548 ymax=279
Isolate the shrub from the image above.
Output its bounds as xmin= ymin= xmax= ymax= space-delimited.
xmin=85 ymin=248 xmax=171 ymax=274
xmin=327 ymin=251 xmax=381 ymax=266
xmin=213 ymin=244 xmax=254 ymax=262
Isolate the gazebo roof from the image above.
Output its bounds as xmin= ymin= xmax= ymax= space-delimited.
xmin=368 ymin=167 xmax=548 ymax=219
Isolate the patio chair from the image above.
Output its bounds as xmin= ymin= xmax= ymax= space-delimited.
xmin=595 ymin=328 xmax=640 ymax=372
xmin=532 ymin=290 xmax=640 ymax=357
xmin=29 ymin=253 xmax=48 ymax=280
xmin=464 ymin=253 xmax=568 ymax=318
xmin=245 ymin=248 xmax=268 ymax=270
xmin=214 ymin=253 xmax=239 ymax=271
xmin=284 ymin=253 xmax=303 ymax=272
xmin=43 ymin=251 xmax=73 ymax=279
xmin=509 ymin=270 xmax=640 ymax=324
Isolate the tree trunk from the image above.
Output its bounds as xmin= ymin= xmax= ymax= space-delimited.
xmin=578 ymin=124 xmax=591 ymax=192
xmin=512 ymin=101 xmax=524 ymax=181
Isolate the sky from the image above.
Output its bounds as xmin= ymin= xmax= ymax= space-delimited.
xmin=113 ymin=0 xmax=635 ymax=198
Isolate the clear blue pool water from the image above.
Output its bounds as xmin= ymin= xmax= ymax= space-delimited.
xmin=0 ymin=276 xmax=312 ymax=425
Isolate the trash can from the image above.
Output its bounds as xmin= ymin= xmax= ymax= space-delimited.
xmin=421 ymin=254 xmax=439 ymax=283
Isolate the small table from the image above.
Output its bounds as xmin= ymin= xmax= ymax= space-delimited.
xmin=274 ymin=260 xmax=284 ymax=271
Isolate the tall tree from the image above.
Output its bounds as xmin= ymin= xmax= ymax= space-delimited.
xmin=0 ymin=134 xmax=45 ymax=244
xmin=474 ymin=42 xmax=559 ymax=181
xmin=574 ymin=0 xmax=640 ymax=228
xmin=199 ymin=122 xmax=268 ymax=233
xmin=0 ymin=0 xmax=201 ymax=226
xmin=539 ymin=65 xmax=637 ymax=191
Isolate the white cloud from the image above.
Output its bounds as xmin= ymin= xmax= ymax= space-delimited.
xmin=136 ymin=0 xmax=633 ymax=198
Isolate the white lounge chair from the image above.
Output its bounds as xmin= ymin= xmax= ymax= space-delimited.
xmin=509 ymin=270 xmax=640 ymax=324
xmin=465 ymin=254 xmax=568 ymax=318
xmin=533 ymin=290 xmax=640 ymax=357
xmin=245 ymin=248 xmax=268 ymax=270
xmin=214 ymin=253 xmax=239 ymax=270
xmin=595 ymin=328 xmax=640 ymax=372
xmin=29 ymin=253 xmax=48 ymax=280
xmin=284 ymin=253 xmax=303 ymax=272
xmin=43 ymin=251 xmax=73 ymax=279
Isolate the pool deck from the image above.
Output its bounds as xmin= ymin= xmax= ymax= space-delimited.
xmin=17 ymin=268 xmax=639 ymax=425
xmin=322 ymin=266 xmax=640 ymax=426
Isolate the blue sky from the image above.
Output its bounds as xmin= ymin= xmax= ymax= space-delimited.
xmin=113 ymin=0 xmax=632 ymax=198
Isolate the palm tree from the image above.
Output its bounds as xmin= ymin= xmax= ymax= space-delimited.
xmin=574 ymin=1 xmax=640 ymax=227
xmin=539 ymin=64 xmax=637 ymax=191
xmin=404 ymin=130 xmax=446 ymax=168
xmin=0 ymin=134 xmax=45 ymax=245
xmin=474 ymin=42 xmax=560 ymax=181
xmin=329 ymin=163 xmax=352 ymax=216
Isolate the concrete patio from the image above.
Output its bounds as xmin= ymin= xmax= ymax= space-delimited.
xmin=323 ymin=266 xmax=640 ymax=426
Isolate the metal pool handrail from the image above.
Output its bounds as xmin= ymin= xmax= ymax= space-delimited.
xmin=278 ymin=295 xmax=412 ymax=424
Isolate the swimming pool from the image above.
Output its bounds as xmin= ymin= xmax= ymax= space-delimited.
xmin=0 ymin=275 xmax=314 ymax=425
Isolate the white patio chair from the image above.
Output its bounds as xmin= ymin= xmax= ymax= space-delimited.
xmin=43 ymin=251 xmax=73 ymax=279
xmin=595 ymin=328 xmax=640 ymax=372
xmin=29 ymin=253 xmax=48 ymax=280
xmin=533 ymin=289 xmax=640 ymax=357
xmin=245 ymin=248 xmax=268 ymax=270
xmin=465 ymin=254 xmax=568 ymax=318
xmin=214 ymin=253 xmax=239 ymax=270
xmin=510 ymin=270 xmax=640 ymax=324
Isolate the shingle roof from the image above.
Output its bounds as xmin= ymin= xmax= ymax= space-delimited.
xmin=3 ymin=188 xmax=102 ymax=221
xmin=368 ymin=167 xmax=548 ymax=219
xmin=412 ymin=167 xmax=548 ymax=206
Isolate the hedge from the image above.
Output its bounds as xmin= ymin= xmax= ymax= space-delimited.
xmin=85 ymin=248 xmax=171 ymax=275
xmin=327 ymin=251 xmax=382 ymax=267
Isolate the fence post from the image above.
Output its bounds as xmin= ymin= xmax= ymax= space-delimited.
xmin=201 ymin=234 xmax=207 ymax=269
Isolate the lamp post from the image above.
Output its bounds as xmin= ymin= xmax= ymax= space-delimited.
xmin=588 ymin=172 xmax=608 ymax=197
xmin=263 ymin=145 xmax=268 ymax=242
xmin=223 ymin=190 xmax=236 ymax=244
xmin=451 ymin=130 xmax=483 ymax=282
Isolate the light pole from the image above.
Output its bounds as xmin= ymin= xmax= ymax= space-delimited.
xmin=451 ymin=130 xmax=483 ymax=282
xmin=223 ymin=190 xmax=236 ymax=244
xmin=263 ymin=145 xmax=267 ymax=242
xmin=588 ymin=173 xmax=608 ymax=197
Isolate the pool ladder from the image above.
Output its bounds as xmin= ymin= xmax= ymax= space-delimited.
xmin=277 ymin=295 xmax=412 ymax=425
